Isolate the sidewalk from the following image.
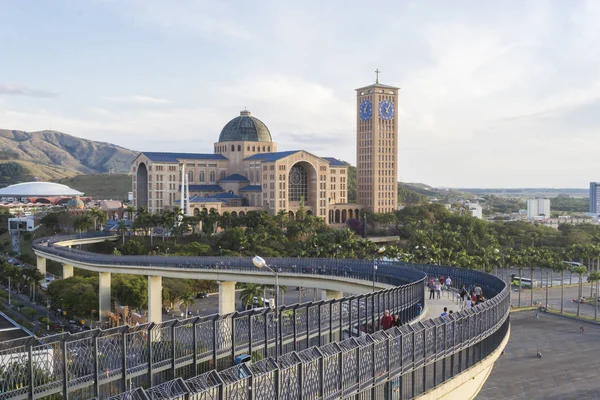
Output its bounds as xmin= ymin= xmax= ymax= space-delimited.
xmin=414 ymin=287 xmax=461 ymax=324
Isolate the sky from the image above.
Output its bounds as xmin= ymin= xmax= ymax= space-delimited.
xmin=1 ymin=0 xmax=599 ymax=188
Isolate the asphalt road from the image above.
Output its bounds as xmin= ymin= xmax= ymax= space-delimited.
xmin=165 ymin=287 xmax=332 ymax=319
xmin=478 ymin=310 xmax=600 ymax=399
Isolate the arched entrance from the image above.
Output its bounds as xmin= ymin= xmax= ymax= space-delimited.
xmin=335 ymin=209 xmax=340 ymax=223
xmin=341 ymin=209 xmax=347 ymax=223
xmin=136 ymin=162 xmax=149 ymax=209
xmin=288 ymin=211 xmax=295 ymax=220
xmin=348 ymin=209 xmax=353 ymax=219
xmin=288 ymin=160 xmax=318 ymax=216
xmin=231 ymin=211 xmax=237 ymax=218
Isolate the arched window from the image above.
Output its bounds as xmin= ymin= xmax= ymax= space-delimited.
xmin=238 ymin=145 xmax=241 ymax=151
xmin=252 ymin=146 xmax=255 ymax=151
xmin=250 ymin=171 xmax=254 ymax=182
xmin=231 ymin=145 xmax=235 ymax=151
xmin=288 ymin=164 xmax=308 ymax=202
xmin=188 ymin=170 xmax=193 ymax=183
xmin=247 ymin=146 xmax=250 ymax=151
xmin=268 ymin=146 xmax=271 ymax=152
xmin=199 ymin=171 xmax=205 ymax=182
xmin=220 ymin=171 xmax=226 ymax=180
xmin=210 ymin=171 xmax=215 ymax=182
xmin=262 ymin=146 xmax=265 ymax=152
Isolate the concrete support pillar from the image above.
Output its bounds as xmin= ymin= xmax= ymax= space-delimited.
xmin=219 ymin=281 xmax=237 ymax=314
xmin=147 ymin=276 xmax=162 ymax=323
xmin=99 ymin=272 xmax=111 ymax=323
xmin=62 ymin=264 xmax=74 ymax=279
xmin=322 ymin=290 xmax=344 ymax=301
xmin=36 ymin=256 xmax=46 ymax=276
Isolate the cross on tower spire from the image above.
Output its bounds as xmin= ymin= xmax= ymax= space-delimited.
xmin=375 ymin=68 xmax=380 ymax=84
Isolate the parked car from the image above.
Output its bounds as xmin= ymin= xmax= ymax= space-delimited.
xmin=196 ymin=293 xmax=208 ymax=299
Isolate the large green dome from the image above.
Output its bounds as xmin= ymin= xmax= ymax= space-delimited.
xmin=218 ymin=110 xmax=272 ymax=142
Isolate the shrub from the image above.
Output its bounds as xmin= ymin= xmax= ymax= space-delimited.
xmin=21 ymin=307 xmax=37 ymax=319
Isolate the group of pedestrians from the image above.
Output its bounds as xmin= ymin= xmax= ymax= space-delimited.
xmin=427 ymin=276 xmax=452 ymax=300
xmin=459 ymin=284 xmax=485 ymax=309
xmin=380 ymin=310 xmax=402 ymax=330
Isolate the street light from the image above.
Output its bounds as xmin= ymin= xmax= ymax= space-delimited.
xmin=46 ymin=298 xmax=51 ymax=331
xmin=494 ymin=248 xmax=504 ymax=279
xmin=372 ymin=247 xmax=385 ymax=333
xmin=253 ymin=255 xmax=280 ymax=360
xmin=373 ymin=247 xmax=386 ymax=293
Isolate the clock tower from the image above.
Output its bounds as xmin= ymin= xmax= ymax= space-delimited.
xmin=356 ymin=70 xmax=399 ymax=213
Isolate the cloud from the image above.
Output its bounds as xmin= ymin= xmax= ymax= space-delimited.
xmin=106 ymin=0 xmax=251 ymax=40
xmin=0 ymin=84 xmax=58 ymax=98
xmin=103 ymin=95 xmax=171 ymax=105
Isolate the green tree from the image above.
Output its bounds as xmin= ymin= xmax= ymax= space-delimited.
xmin=47 ymin=276 xmax=98 ymax=318
xmin=588 ymin=270 xmax=600 ymax=320
xmin=572 ymin=265 xmax=588 ymax=317
xmin=113 ymin=275 xmax=148 ymax=309
xmin=239 ymin=284 xmax=263 ymax=310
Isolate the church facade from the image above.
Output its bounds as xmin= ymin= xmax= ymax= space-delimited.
xmin=131 ymin=78 xmax=399 ymax=225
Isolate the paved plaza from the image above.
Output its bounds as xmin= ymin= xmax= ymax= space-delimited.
xmin=478 ymin=310 xmax=600 ymax=400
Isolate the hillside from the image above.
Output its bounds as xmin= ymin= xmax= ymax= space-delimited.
xmin=0 ymin=129 xmax=137 ymax=186
xmin=55 ymin=174 xmax=131 ymax=200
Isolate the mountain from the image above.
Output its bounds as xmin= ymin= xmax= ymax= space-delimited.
xmin=0 ymin=129 xmax=137 ymax=186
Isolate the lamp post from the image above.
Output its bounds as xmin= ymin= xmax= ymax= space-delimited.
xmin=253 ymin=255 xmax=279 ymax=360
xmin=46 ymin=298 xmax=51 ymax=331
xmin=371 ymin=247 xmax=386 ymax=332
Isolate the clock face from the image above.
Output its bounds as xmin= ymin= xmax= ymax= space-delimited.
xmin=359 ymin=99 xmax=372 ymax=121
xmin=379 ymin=99 xmax=394 ymax=120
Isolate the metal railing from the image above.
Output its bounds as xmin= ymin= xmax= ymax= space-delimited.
xmin=0 ymin=235 xmax=510 ymax=399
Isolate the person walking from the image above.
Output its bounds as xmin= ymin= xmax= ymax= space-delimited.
xmin=441 ymin=307 xmax=448 ymax=317
xmin=392 ymin=313 xmax=401 ymax=327
xmin=435 ymin=281 xmax=442 ymax=299
xmin=381 ymin=310 xmax=393 ymax=330
xmin=459 ymin=285 xmax=468 ymax=309
xmin=428 ymin=280 xmax=435 ymax=300
xmin=445 ymin=276 xmax=452 ymax=290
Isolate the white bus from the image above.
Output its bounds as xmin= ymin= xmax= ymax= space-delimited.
xmin=510 ymin=275 xmax=535 ymax=288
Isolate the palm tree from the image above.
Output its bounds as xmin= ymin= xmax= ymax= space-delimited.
xmin=117 ymin=220 xmax=129 ymax=245
xmin=239 ymin=284 xmax=263 ymax=310
xmin=125 ymin=205 xmax=136 ymax=221
xmin=572 ymin=265 xmax=588 ymax=317
xmin=22 ymin=267 xmax=43 ymax=302
xmin=552 ymin=261 xmax=569 ymax=314
xmin=89 ymin=208 xmax=107 ymax=231
xmin=588 ymin=271 xmax=600 ymax=320
xmin=179 ymin=292 xmax=195 ymax=318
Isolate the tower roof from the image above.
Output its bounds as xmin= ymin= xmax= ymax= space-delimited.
xmin=218 ymin=110 xmax=273 ymax=143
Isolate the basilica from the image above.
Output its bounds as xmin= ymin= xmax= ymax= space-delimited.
xmin=132 ymin=78 xmax=399 ymax=225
